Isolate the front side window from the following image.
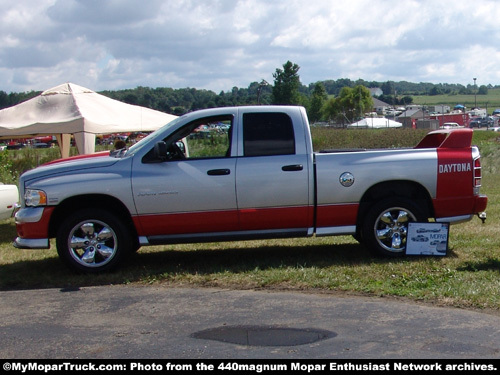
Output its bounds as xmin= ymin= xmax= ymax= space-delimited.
xmin=183 ymin=117 xmax=233 ymax=159
xmin=143 ymin=115 xmax=233 ymax=163
xmin=243 ymin=112 xmax=295 ymax=157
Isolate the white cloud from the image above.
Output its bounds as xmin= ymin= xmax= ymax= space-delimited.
xmin=0 ymin=0 xmax=499 ymax=93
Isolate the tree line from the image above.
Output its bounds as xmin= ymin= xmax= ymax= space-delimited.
xmin=1 ymin=60 xmax=496 ymax=124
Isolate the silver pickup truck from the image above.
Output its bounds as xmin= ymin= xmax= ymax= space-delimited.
xmin=14 ymin=106 xmax=488 ymax=272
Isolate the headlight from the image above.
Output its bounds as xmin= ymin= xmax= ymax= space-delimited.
xmin=24 ymin=189 xmax=47 ymax=207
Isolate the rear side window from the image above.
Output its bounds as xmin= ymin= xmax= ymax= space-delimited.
xmin=243 ymin=112 xmax=295 ymax=157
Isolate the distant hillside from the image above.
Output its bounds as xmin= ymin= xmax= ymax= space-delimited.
xmin=2 ymin=79 xmax=499 ymax=115
xmin=411 ymin=88 xmax=500 ymax=110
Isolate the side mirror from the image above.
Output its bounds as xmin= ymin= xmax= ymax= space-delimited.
xmin=154 ymin=141 xmax=168 ymax=161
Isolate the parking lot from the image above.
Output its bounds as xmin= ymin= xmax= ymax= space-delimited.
xmin=1 ymin=285 xmax=499 ymax=359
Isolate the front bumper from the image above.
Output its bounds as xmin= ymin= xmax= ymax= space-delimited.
xmin=11 ymin=203 xmax=21 ymax=218
xmin=14 ymin=206 xmax=54 ymax=249
xmin=13 ymin=237 xmax=49 ymax=249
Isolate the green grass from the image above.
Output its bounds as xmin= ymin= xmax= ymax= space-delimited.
xmin=1 ymin=130 xmax=499 ymax=313
xmin=412 ymin=88 xmax=500 ymax=111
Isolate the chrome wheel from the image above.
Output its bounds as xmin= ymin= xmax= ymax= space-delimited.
xmin=57 ymin=208 xmax=131 ymax=272
xmin=68 ymin=220 xmax=118 ymax=268
xmin=373 ymin=207 xmax=416 ymax=253
xmin=362 ymin=197 xmax=427 ymax=257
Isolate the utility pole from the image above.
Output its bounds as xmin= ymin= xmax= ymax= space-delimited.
xmin=473 ymin=78 xmax=477 ymax=108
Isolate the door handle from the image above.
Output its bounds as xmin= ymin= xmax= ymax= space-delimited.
xmin=282 ymin=164 xmax=303 ymax=172
xmin=207 ymin=169 xmax=231 ymax=176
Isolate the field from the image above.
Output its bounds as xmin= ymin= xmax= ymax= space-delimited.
xmin=412 ymin=88 xmax=500 ymax=112
xmin=1 ymin=129 xmax=499 ymax=313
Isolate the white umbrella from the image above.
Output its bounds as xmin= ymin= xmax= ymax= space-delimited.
xmin=0 ymin=83 xmax=177 ymax=157
xmin=348 ymin=117 xmax=403 ymax=129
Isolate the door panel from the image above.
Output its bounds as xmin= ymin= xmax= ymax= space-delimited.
xmin=235 ymin=154 xmax=311 ymax=230
xmin=235 ymin=111 xmax=312 ymax=232
xmin=132 ymin=158 xmax=238 ymax=236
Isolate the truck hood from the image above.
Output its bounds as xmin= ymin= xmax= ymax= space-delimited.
xmin=20 ymin=152 xmax=121 ymax=183
xmin=42 ymin=151 xmax=110 ymax=166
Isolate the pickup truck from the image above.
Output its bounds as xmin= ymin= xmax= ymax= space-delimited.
xmin=14 ymin=106 xmax=488 ymax=273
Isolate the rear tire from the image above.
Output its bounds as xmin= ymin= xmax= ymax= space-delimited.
xmin=362 ymin=198 xmax=428 ymax=257
xmin=56 ymin=209 xmax=132 ymax=273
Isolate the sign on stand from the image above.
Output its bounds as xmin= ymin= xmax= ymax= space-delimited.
xmin=406 ymin=222 xmax=449 ymax=256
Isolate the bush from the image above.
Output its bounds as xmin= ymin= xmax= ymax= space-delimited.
xmin=0 ymin=149 xmax=16 ymax=184
xmin=8 ymin=147 xmax=63 ymax=185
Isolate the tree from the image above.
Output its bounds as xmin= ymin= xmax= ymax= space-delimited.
xmin=308 ymin=82 xmax=328 ymax=123
xmin=338 ymin=85 xmax=373 ymax=122
xmin=272 ymin=61 xmax=301 ymax=105
xmin=353 ymin=85 xmax=373 ymax=117
xmin=381 ymin=81 xmax=394 ymax=95
xmin=323 ymin=97 xmax=343 ymax=124
xmin=478 ymin=85 xmax=488 ymax=95
xmin=322 ymin=85 xmax=373 ymax=125
xmin=0 ymin=91 xmax=8 ymax=109
xmin=400 ymin=96 xmax=413 ymax=105
xmin=429 ymin=86 xmax=442 ymax=96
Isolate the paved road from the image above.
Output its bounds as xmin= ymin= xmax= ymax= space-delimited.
xmin=1 ymin=285 xmax=499 ymax=359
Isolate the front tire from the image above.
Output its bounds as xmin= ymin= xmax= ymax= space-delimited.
xmin=56 ymin=209 xmax=132 ymax=273
xmin=362 ymin=198 xmax=428 ymax=257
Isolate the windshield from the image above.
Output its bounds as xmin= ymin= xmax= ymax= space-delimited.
xmin=125 ymin=116 xmax=184 ymax=155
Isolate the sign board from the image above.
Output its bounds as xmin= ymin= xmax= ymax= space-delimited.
xmin=406 ymin=222 xmax=449 ymax=256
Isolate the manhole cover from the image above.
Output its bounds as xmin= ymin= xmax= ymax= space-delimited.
xmin=191 ymin=325 xmax=336 ymax=346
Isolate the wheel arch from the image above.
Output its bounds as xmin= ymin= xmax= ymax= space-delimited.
xmin=357 ymin=180 xmax=434 ymax=229
xmin=48 ymin=194 xmax=139 ymax=248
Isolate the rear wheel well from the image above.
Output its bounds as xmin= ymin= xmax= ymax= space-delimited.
xmin=48 ymin=195 xmax=139 ymax=249
xmin=357 ymin=181 xmax=433 ymax=230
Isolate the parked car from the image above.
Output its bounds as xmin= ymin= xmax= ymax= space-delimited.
xmin=0 ymin=183 xmax=19 ymax=220
xmin=470 ymin=117 xmax=494 ymax=128
xmin=32 ymin=142 xmax=50 ymax=148
xmin=484 ymin=116 xmax=496 ymax=127
xmin=440 ymin=122 xmax=463 ymax=129
xmin=6 ymin=143 xmax=25 ymax=150
xmin=189 ymin=125 xmax=211 ymax=139
xmin=470 ymin=118 xmax=481 ymax=128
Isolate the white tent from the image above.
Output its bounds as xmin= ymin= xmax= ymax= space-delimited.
xmin=347 ymin=117 xmax=403 ymax=129
xmin=0 ymin=83 xmax=177 ymax=157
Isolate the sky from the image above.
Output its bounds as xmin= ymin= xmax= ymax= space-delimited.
xmin=1 ymin=0 xmax=499 ymax=94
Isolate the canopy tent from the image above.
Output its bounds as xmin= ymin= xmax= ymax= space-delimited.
xmin=0 ymin=83 xmax=177 ymax=157
xmin=347 ymin=117 xmax=403 ymax=129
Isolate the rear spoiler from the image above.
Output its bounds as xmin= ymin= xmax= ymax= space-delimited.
xmin=414 ymin=128 xmax=473 ymax=149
